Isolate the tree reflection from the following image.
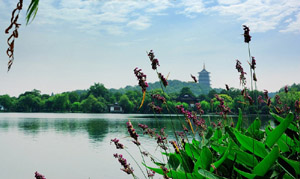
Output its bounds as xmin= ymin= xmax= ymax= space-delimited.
xmin=0 ymin=120 xmax=9 ymax=129
xmin=18 ymin=119 xmax=41 ymax=134
xmin=84 ymin=119 xmax=108 ymax=142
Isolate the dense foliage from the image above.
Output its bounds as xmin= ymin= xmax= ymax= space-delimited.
xmin=1 ymin=83 xmax=300 ymax=114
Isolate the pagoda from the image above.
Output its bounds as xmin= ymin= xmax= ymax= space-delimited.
xmin=198 ymin=64 xmax=211 ymax=93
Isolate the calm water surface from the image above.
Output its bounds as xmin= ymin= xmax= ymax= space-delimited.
xmin=0 ymin=113 xmax=273 ymax=179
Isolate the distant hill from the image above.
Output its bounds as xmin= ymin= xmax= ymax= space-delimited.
xmin=110 ymin=80 xmax=222 ymax=96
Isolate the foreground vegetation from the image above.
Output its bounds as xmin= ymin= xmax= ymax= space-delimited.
xmin=111 ymin=26 xmax=300 ymax=179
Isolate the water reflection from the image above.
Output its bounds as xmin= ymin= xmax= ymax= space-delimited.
xmin=18 ymin=119 xmax=43 ymax=134
xmin=0 ymin=120 xmax=9 ymax=129
xmin=85 ymin=120 xmax=108 ymax=142
xmin=0 ymin=113 xmax=274 ymax=141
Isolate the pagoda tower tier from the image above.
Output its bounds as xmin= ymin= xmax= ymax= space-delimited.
xmin=198 ymin=63 xmax=211 ymax=90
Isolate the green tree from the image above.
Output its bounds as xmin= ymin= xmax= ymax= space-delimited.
xmin=208 ymin=89 xmax=217 ymax=99
xmin=0 ymin=95 xmax=13 ymax=111
xmin=68 ymin=91 xmax=79 ymax=103
xmin=119 ymin=95 xmax=134 ymax=113
xmin=81 ymin=94 xmax=107 ymax=113
xmin=88 ymin=83 xmax=109 ymax=100
xmin=179 ymin=87 xmax=196 ymax=98
xmin=16 ymin=94 xmax=41 ymax=112
xmin=200 ymin=100 xmax=210 ymax=113
xmin=52 ymin=94 xmax=70 ymax=112
xmin=71 ymin=102 xmax=81 ymax=112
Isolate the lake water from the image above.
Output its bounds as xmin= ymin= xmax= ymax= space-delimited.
xmin=0 ymin=113 xmax=273 ymax=179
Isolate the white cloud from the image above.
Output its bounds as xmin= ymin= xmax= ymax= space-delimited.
xmin=177 ymin=0 xmax=300 ymax=33
xmin=145 ymin=0 xmax=173 ymax=13
xmin=179 ymin=0 xmax=206 ymax=17
xmin=1 ymin=0 xmax=299 ymax=34
xmin=280 ymin=12 xmax=300 ymax=33
xmin=218 ymin=0 xmax=240 ymax=5
xmin=29 ymin=0 xmax=174 ymax=34
xmin=127 ymin=16 xmax=151 ymax=30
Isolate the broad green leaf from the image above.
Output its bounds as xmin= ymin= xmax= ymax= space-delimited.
xmin=212 ymin=128 xmax=222 ymax=141
xmin=192 ymin=138 xmax=200 ymax=148
xmin=198 ymin=146 xmax=212 ymax=170
xmin=144 ymin=165 xmax=193 ymax=179
xmin=283 ymin=173 xmax=295 ymax=179
xmin=247 ymin=118 xmax=264 ymax=140
xmin=247 ymin=117 xmax=261 ymax=134
xmin=180 ymin=151 xmax=195 ymax=173
xmin=280 ymin=156 xmax=300 ymax=175
xmin=211 ymin=143 xmax=258 ymax=167
xmin=185 ymin=143 xmax=200 ymax=160
xmin=225 ymin=126 xmax=239 ymax=145
xmin=294 ymin=137 xmax=300 ymax=153
xmin=205 ymin=126 xmax=213 ymax=140
xmin=234 ymin=130 xmax=267 ymax=158
xmin=253 ymin=145 xmax=279 ymax=176
xmin=198 ymin=169 xmax=225 ymax=179
xmin=210 ymin=140 xmax=232 ymax=172
xmin=266 ymin=126 xmax=290 ymax=153
xmin=153 ymin=161 xmax=165 ymax=166
xmin=234 ymin=167 xmax=256 ymax=179
xmin=270 ymin=112 xmax=298 ymax=132
xmin=167 ymin=153 xmax=180 ymax=170
xmin=236 ymin=108 xmax=243 ymax=131
xmin=265 ymin=112 xmax=294 ymax=148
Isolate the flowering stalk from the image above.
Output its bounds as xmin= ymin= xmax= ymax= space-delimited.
xmin=35 ymin=171 xmax=46 ymax=179
xmin=113 ymin=153 xmax=135 ymax=175
xmin=111 ymin=138 xmax=125 ymax=149
xmin=134 ymin=68 xmax=148 ymax=109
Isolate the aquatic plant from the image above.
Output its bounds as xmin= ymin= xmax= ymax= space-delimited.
xmin=111 ymin=25 xmax=300 ymax=179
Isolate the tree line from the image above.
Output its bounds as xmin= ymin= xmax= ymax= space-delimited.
xmin=0 ymin=83 xmax=300 ymax=115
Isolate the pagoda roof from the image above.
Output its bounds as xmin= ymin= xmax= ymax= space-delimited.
xmin=199 ymin=69 xmax=210 ymax=73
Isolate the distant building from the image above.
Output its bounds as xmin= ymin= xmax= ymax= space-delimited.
xmin=198 ymin=63 xmax=211 ymax=94
xmin=176 ymin=94 xmax=198 ymax=107
xmin=109 ymin=103 xmax=123 ymax=113
xmin=0 ymin=105 xmax=4 ymax=111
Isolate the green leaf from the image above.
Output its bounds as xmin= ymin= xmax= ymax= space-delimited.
xmin=236 ymin=108 xmax=243 ymax=131
xmin=192 ymin=138 xmax=200 ymax=148
xmin=265 ymin=112 xmax=294 ymax=148
xmin=197 ymin=146 xmax=212 ymax=170
xmin=265 ymin=126 xmax=290 ymax=153
xmin=198 ymin=169 xmax=225 ymax=179
xmin=212 ymin=128 xmax=222 ymax=141
xmin=185 ymin=143 xmax=200 ymax=160
xmin=167 ymin=153 xmax=180 ymax=170
xmin=180 ymin=151 xmax=195 ymax=173
xmin=211 ymin=143 xmax=258 ymax=167
xmin=144 ymin=165 xmax=193 ymax=179
xmin=280 ymin=156 xmax=300 ymax=175
xmin=247 ymin=117 xmax=261 ymax=136
xmin=253 ymin=145 xmax=280 ymax=176
xmin=26 ymin=0 xmax=40 ymax=25
xmin=234 ymin=130 xmax=268 ymax=158
xmin=270 ymin=112 xmax=298 ymax=132
xmin=210 ymin=140 xmax=232 ymax=172
xmin=283 ymin=173 xmax=295 ymax=179
xmin=205 ymin=126 xmax=213 ymax=140
xmin=234 ymin=167 xmax=256 ymax=179
xmin=225 ymin=126 xmax=239 ymax=146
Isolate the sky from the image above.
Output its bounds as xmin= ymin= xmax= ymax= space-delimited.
xmin=0 ymin=0 xmax=299 ymax=97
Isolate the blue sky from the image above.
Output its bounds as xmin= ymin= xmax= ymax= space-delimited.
xmin=0 ymin=0 xmax=299 ymax=96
